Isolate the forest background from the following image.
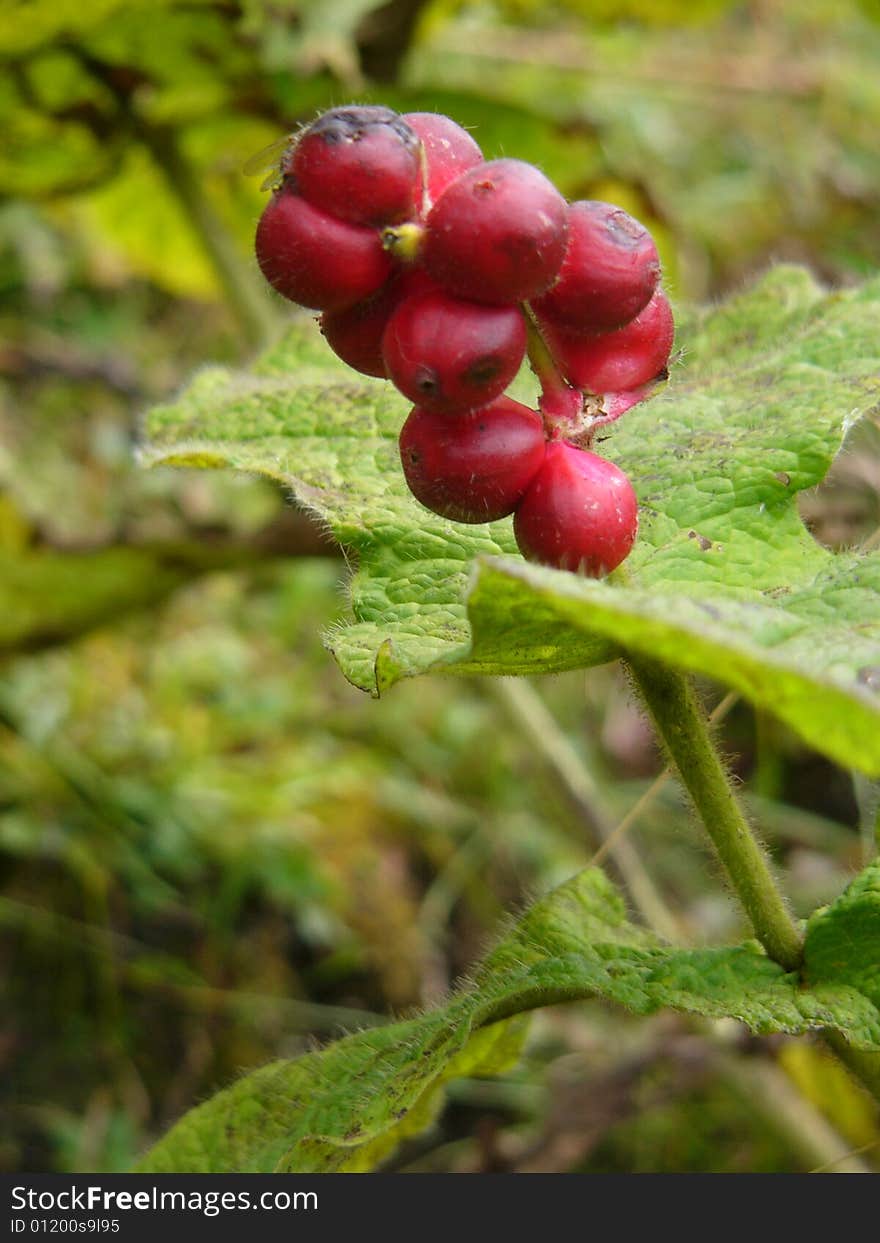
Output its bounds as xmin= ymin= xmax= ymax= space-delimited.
xmin=3 ymin=0 xmax=880 ymax=1174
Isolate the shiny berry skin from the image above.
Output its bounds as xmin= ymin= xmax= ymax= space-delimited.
xmin=255 ymin=187 xmax=392 ymax=311
xmin=320 ymin=285 xmax=398 ymax=378
xmin=399 ymin=396 xmax=546 ymax=523
xmin=401 ymin=111 xmax=483 ymax=207
xmin=382 ymin=289 xmax=527 ymax=412
xmin=538 ymin=289 xmax=674 ymax=394
xmin=290 ymin=106 xmax=421 ymax=228
xmin=514 ymin=442 xmax=638 ymax=575
xmin=320 ymin=270 xmax=434 ymax=378
xmin=423 ymin=159 xmax=569 ymax=305
xmin=532 ymin=200 xmax=660 ymax=332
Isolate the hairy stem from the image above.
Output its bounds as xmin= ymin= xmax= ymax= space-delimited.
xmin=626 ymin=654 xmax=803 ymax=971
xmin=493 ymin=671 xmax=879 ymax=1129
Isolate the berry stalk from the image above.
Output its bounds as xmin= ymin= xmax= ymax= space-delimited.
xmin=523 ymin=309 xmax=584 ymax=440
xmin=382 ymin=221 xmax=425 ymax=264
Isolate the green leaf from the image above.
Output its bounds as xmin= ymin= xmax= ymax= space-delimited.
xmin=141 ymin=267 xmax=880 ymax=773
xmin=136 ymin=865 xmax=880 ymax=1173
xmin=804 ymin=859 xmax=880 ymax=1008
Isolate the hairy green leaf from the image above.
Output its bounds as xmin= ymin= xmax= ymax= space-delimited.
xmin=136 ymin=865 xmax=880 ymax=1173
xmin=141 ymin=267 xmax=880 ymax=772
xmin=804 ymin=860 xmax=880 ymax=1008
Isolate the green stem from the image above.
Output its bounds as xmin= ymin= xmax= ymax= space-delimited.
xmin=626 ymin=654 xmax=803 ymax=971
xmin=524 ymin=309 xmax=583 ymax=432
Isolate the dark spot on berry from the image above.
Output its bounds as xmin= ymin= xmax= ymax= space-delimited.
xmin=415 ymin=366 xmax=439 ymax=395
xmin=305 ymin=105 xmax=416 ymax=150
xmin=465 ymin=355 xmax=502 ymax=385
xmin=774 ymin=471 xmax=791 ymax=486
xmin=605 ymin=210 xmax=645 ymax=250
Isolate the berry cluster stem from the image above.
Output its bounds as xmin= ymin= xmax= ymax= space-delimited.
xmin=523 ymin=309 xmax=584 ymax=438
xmin=626 ymin=654 xmax=803 ymax=972
xmin=382 ymin=221 xmax=424 ymax=264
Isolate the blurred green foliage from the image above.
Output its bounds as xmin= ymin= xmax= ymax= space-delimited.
xmin=2 ymin=0 xmax=879 ymax=1173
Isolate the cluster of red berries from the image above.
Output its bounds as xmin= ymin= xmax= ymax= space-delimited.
xmin=255 ymin=106 xmax=674 ymax=575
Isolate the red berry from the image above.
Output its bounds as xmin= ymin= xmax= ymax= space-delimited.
xmin=538 ymin=289 xmax=674 ymax=394
xmin=382 ymin=289 xmax=526 ymax=412
xmin=320 ymin=270 xmax=434 ymax=378
xmin=423 ymin=158 xmax=569 ymax=305
xmin=255 ymin=187 xmax=392 ymax=311
xmin=532 ymin=200 xmax=660 ymax=332
xmin=401 ymin=111 xmax=483 ymax=207
xmin=290 ymin=106 xmax=421 ymax=228
xmin=513 ymin=442 xmax=638 ymax=575
xmin=320 ymin=286 xmax=398 ymax=378
xmin=399 ymin=396 xmax=546 ymax=523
